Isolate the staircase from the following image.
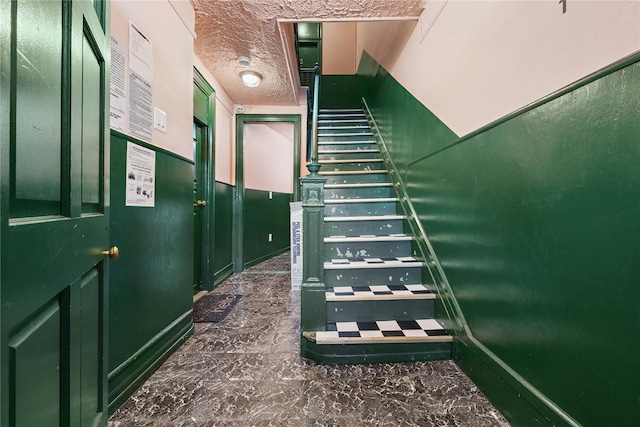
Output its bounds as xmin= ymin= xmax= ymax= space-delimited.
xmin=303 ymin=108 xmax=452 ymax=364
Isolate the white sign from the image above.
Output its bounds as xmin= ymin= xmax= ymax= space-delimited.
xmin=110 ymin=110 xmax=125 ymax=131
xmin=128 ymin=70 xmax=153 ymax=141
xmin=110 ymin=36 xmax=126 ymax=97
xmin=127 ymin=21 xmax=153 ymax=141
xmin=290 ymin=202 xmax=303 ymax=290
xmin=126 ymin=141 xmax=156 ymax=207
xmin=128 ymin=21 xmax=153 ymax=83
xmin=110 ymin=36 xmax=127 ymax=131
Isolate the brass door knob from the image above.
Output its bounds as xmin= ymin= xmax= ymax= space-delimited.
xmin=101 ymin=246 xmax=119 ymax=260
xmin=194 ymin=200 xmax=206 ymax=207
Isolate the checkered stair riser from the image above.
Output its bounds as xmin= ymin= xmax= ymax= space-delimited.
xmin=316 ymin=319 xmax=452 ymax=344
xmin=326 ymin=284 xmax=435 ymax=300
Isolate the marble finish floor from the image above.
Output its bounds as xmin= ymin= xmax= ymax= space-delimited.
xmin=109 ymin=253 xmax=510 ymax=427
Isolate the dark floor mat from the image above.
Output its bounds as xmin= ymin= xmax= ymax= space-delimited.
xmin=193 ymin=294 xmax=241 ymax=323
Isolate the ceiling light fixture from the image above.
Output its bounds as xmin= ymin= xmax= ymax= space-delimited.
xmin=240 ymin=70 xmax=262 ymax=88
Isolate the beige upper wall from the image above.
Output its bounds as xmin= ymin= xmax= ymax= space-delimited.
xmin=243 ymin=123 xmax=295 ymax=194
xmin=242 ymin=89 xmax=309 ymax=180
xmin=111 ymin=0 xmax=195 ymax=159
xmin=323 ymin=22 xmax=357 ymax=74
xmin=357 ymin=0 xmax=640 ymax=136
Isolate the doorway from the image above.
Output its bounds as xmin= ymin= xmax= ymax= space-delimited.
xmin=193 ymin=121 xmax=208 ymax=293
xmin=193 ymin=69 xmax=216 ymax=292
xmin=234 ymin=114 xmax=302 ymax=272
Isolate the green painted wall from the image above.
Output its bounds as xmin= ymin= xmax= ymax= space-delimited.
xmin=356 ymin=52 xmax=458 ymax=170
xmin=320 ymin=75 xmax=357 ymax=109
xmin=108 ymin=133 xmax=194 ymax=412
xmin=357 ymin=51 xmax=640 ymax=426
xmin=243 ymin=189 xmax=291 ymax=269
xmin=214 ymin=181 xmax=234 ymax=284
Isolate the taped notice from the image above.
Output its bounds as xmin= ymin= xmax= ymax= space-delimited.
xmin=290 ymin=202 xmax=303 ymax=290
xmin=126 ymin=141 xmax=155 ymax=207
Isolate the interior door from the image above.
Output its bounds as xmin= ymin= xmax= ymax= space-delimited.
xmin=192 ymin=122 xmax=207 ymax=293
xmin=0 ymin=1 xmax=110 ymax=426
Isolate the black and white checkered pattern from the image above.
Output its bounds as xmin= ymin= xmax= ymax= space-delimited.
xmin=326 ymin=284 xmax=433 ymax=299
xmin=316 ymin=319 xmax=450 ymax=342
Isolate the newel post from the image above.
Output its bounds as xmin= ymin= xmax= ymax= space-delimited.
xmin=300 ymin=161 xmax=326 ymax=332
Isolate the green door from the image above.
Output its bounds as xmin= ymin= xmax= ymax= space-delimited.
xmin=0 ymin=1 xmax=110 ymax=426
xmin=192 ymin=122 xmax=207 ymax=293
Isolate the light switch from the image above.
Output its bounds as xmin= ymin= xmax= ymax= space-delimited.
xmin=154 ymin=107 xmax=167 ymax=133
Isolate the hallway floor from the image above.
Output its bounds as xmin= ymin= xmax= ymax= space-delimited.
xmin=108 ymin=253 xmax=510 ymax=427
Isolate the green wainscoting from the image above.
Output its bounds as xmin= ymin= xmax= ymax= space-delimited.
xmin=214 ymin=181 xmax=234 ymax=285
xmin=243 ymin=189 xmax=292 ymax=269
xmin=357 ymin=51 xmax=458 ymax=172
xmin=357 ymin=51 xmax=640 ymax=426
xmin=107 ymin=132 xmax=194 ymax=413
xmin=320 ymin=75 xmax=357 ymax=109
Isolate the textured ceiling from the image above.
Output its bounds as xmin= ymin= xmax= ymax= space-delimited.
xmin=193 ymin=0 xmax=424 ymax=106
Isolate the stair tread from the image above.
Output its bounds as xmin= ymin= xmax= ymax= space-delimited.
xmin=325 ymin=182 xmax=392 ymax=189
xmin=318 ymin=140 xmax=376 ymax=145
xmin=318 ymin=116 xmax=366 ymax=120
xmin=320 ymin=170 xmax=388 ymax=176
xmin=319 ymin=158 xmax=383 ymax=163
xmin=326 ymin=284 xmax=434 ymax=301
xmin=325 ymin=234 xmax=413 ymax=242
xmin=319 ymin=133 xmax=374 ymax=137
xmin=315 ymin=319 xmax=451 ymax=344
xmin=318 ymin=119 xmax=367 ymax=123
xmin=325 ymin=214 xmax=404 ymax=221
xmin=318 ymin=126 xmax=370 ymax=130
xmin=325 ymin=197 xmax=398 ymax=204
xmin=325 ymin=256 xmax=424 ymax=269
xmin=318 ymin=149 xmax=380 ymax=154
xmin=319 ymin=109 xmax=364 ymax=113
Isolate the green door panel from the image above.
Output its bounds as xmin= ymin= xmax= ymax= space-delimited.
xmin=193 ymin=123 xmax=205 ymax=293
xmin=79 ymin=269 xmax=104 ymax=427
xmin=12 ymin=0 xmax=63 ymax=218
xmin=1 ymin=1 xmax=110 ymax=426
xmin=9 ymin=300 xmax=62 ymax=427
xmin=81 ymin=32 xmax=103 ymax=213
